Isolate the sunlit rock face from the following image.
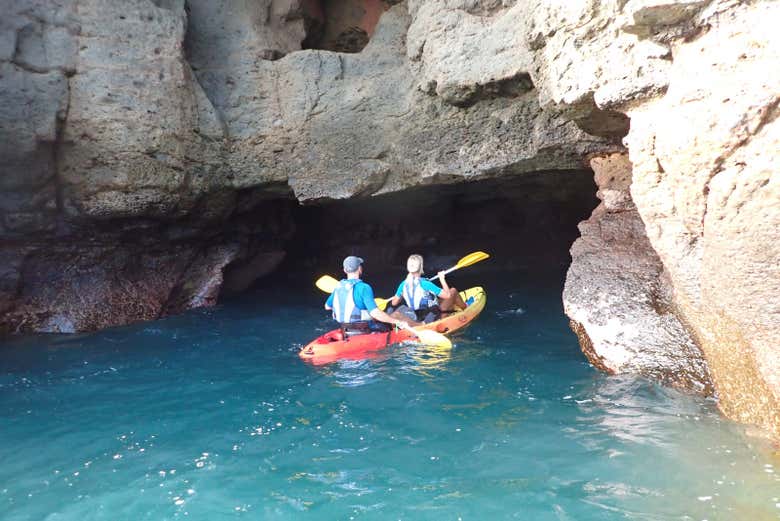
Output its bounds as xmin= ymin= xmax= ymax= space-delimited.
xmin=624 ymin=2 xmax=780 ymax=438
xmin=0 ymin=0 xmax=778 ymax=438
xmin=183 ymin=2 xmax=609 ymax=203
xmin=555 ymin=1 xmax=778 ymax=436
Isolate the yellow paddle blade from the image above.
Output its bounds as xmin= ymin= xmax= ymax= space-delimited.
xmin=315 ymin=275 xmax=339 ymax=294
xmin=413 ymin=329 xmax=452 ymax=349
xmin=375 ymin=297 xmax=389 ymax=311
xmin=456 ymin=251 xmax=490 ymax=269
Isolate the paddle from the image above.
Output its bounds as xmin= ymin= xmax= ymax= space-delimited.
xmin=399 ymin=322 xmax=452 ymax=349
xmin=427 ymin=251 xmax=490 ymax=282
xmin=315 ymin=275 xmax=339 ymax=294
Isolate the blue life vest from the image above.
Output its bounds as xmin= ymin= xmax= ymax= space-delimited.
xmin=332 ymin=279 xmax=372 ymax=323
xmin=402 ymin=278 xmax=437 ymax=310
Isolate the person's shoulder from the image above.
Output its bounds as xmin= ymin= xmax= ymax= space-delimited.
xmin=421 ymin=279 xmax=440 ymax=290
xmin=355 ymin=280 xmax=374 ymax=292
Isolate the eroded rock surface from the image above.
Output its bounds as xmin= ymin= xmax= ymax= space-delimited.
xmin=408 ymin=0 xmax=779 ymax=435
xmin=563 ymin=153 xmax=712 ymax=393
xmin=185 ymin=3 xmax=609 ymax=202
xmin=625 ymin=1 xmax=780 ymax=437
xmin=1 ymin=0 xmax=613 ymax=335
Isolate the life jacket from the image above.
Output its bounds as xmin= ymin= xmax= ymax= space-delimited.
xmin=402 ymin=278 xmax=438 ymax=311
xmin=332 ymin=279 xmax=372 ymax=324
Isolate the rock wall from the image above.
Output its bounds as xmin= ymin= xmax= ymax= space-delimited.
xmin=406 ymin=0 xmax=779 ymax=436
xmin=1 ymin=0 xmax=778 ymax=437
xmin=546 ymin=1 xmax=778 ymax=436
xmin=563 ymin=153 xmax=712 ymax=394
xmin=625 ymin=2 xmax=780 ymax=438
xmin=0 ymin=0 xmax=614 ymax=334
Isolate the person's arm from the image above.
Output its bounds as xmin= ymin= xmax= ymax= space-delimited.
xmin=369 ymin=307 xmax=405 ymax=326
xmin=390 ymin=281 xmax=404 ymax=307
xmin=390 ymin=282 xmax=404 ymax=307
xmin=361 ymin=283 xmax=404 ymax=326
xmin=325 ymin=292 xmax=334 ymax=310
xmin=436 ymin=272 xmax=453 ymax=297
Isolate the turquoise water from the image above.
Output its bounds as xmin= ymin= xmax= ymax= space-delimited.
xmin=1 ymin=273 xmax=778 ymax=520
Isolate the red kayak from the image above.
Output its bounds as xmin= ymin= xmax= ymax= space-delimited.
xmin=300 ymin=287 xmax=486 ymax=365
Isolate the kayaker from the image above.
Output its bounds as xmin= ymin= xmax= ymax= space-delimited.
xmin=388 ymin=254 xmax=468 ymax=323
xmin=325 ymin=256 xmax=412 ymax=335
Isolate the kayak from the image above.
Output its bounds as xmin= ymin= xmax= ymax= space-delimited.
xmin=299 ymin=287 xmax=486 ymax=365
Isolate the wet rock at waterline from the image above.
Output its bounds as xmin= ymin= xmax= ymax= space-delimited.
xmin=563 ymin=153 xmax=713 ymax=394
xmin=1 ymin=0 xmax=779 ymax=439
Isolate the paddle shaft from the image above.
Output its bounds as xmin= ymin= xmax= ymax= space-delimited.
xmin=427 ymin=265 xmax=459 ymax=283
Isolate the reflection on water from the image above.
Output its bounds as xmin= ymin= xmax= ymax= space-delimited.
xmin=1 ymin=273 xmax=779 ymax=520
xmin=403 ymin=343 xmax=453 ymax=377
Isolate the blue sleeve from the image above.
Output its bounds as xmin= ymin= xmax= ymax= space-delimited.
xmin=420 ymin=279 xmax=443 ymax=297
xmin=325 ymin=292 xmax=334 ymax=307
xmin=395 ymin=281 xmax=405 ymax=297
xmin=356 ymin=283 xmax=377 ymax=312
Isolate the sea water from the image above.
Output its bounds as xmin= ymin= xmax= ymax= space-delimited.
xmin=1 ymin=272 xmax=778 ymax=520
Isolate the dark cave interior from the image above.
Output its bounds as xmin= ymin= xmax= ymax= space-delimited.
xmin=249 ymin=169 xmax=598 ymax=294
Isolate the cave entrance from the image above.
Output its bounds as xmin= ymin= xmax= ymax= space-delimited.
xmin=265 ymin=170 xmax=598 ymax=289
xmin=301 ymin=0 xmax=396 ymax=53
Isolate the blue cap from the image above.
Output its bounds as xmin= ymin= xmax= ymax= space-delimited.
xmin=343 ymin=256 xmax=364 ymax=273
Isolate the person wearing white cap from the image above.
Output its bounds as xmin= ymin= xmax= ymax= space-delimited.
xmin=387 ymin=254 xmax=468 ymax=323
xmin=325 ymin=255 xmax=411 ymax=335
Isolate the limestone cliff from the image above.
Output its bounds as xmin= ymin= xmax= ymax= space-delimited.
xmin=1 ymin=0 xmax=778 ymax=438
xmin=1 ymin=0 xmax=611 ymax=334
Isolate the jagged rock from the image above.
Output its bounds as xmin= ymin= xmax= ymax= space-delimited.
xmin=563 ymin=153 xmax=713 ymax=393
xmin=621 ymin=0 xmax=709 ymax=39
xmin=413 ymin=0 xmax=778 ymax=438
xmin=625 ymin=1 xmax=780 ymax=438
xmin=186 ymin=4 xmax=610 ymax=202
xmin=407 ymin=3 xmax=533 ymax=106
xmin=1 ymin=243 xmax=196 ymax=333
xmin=222 ymin=251 xmax=287 ymax=295
xmin=4 ymin=0 xmax=612 ymax=227
xmin=163 ymin=243 xmax=242 ymax=313
xmin=522 ymin=0 xmax=673 ymax=111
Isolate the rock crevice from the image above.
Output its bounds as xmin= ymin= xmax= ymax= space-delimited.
xmin=564 ymin=153 xmax=713 ymax=394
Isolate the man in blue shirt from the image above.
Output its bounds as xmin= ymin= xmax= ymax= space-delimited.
xmin=325 ymin=256 xmax=407 ymax=334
